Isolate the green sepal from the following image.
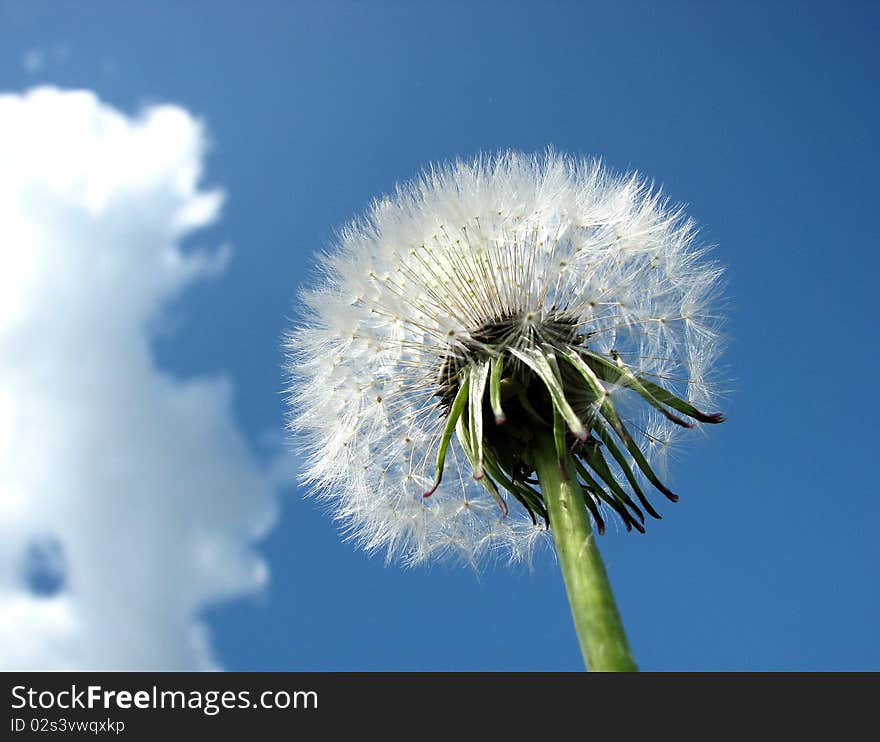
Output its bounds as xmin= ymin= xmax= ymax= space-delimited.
xmin=574 ymin=459 xmax=635 ymax=533
xmin=597 ymin=397 xmax=678 ymax=502
xmin=559 ymin=348 xmax=675 ymax=505
xmin=456 ymin=409 xmax=508 ymax=517
xmin=581 ymin=348 xmax=724 ymax=425
xmin=636 ymin=376 xmax=725 ymax=425
xmin=480 ymin=452 xmax=546 ymax=524
xmin=573 ymin=457 xmax=645 ymax=534
xmin=589 ymin=414 xmax=662 ymax=519
xmin=563 ymin=455 xmax=605 ymax=535
xmin=580 ymin=445 xmax=648 ymax=525
xmin=468 ymin=360 xmax=491 ymax=480
xmin=424 ymin=371 xmax=470 ymax=498
xmin=552 ymin=402 xmax=570 ymax=480
xmin=489 ymin=355 xmax=506 ymax=424
xmin=509 ymin=346 xmax=587 ymax=440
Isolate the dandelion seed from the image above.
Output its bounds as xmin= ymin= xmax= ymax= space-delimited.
xmin=285 ymin=150 xmax=725 ymax=570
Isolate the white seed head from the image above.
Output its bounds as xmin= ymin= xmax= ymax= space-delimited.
xmin=285 ymin=150 xmax=724 ymax=567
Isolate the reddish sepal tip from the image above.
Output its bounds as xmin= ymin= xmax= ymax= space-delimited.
xmin=668 ymin=412 xmax=694 ymax=428
xmin=495 ymin=415 xmax=507 ymax=425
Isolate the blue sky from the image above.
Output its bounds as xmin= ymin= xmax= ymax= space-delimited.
xmin=1 ymin=1 xmax=877 ymax=670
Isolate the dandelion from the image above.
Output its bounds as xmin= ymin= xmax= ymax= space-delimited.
xmin=286 ymin=150 xmax=725 ymax=671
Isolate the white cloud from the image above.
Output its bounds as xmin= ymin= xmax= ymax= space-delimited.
xmin=0 ymin=87 xmax=280 ymax=670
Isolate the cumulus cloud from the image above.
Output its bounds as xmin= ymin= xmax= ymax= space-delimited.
xmin=0 ymin=87 xmax=279 ymax=670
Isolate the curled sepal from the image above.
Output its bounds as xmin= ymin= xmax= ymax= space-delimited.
xmin=573 ymin=458 xmax=644 ymax=534
xmin=582 ymin=348 xmax=724 ymax=425
xmin=580 ymin=444 xmax=649 ymax=525
xmin=589 ymin=414 xmax=662 ymax=519
xmin=510 ymin=480 xmax=549 ymax=526
xmin=423 ymin=372 xmax=470 ymax=498
xmin=559 ymin=348 xmax=677 ymax=503
xmin=480 ymin=454 xmax=544 ymax=524
xmin=634 ymin=376 xmax=725 ymax=424
xmin=509 ymin=346 xmax=587 ymax=441
xmin=597 ymin=399 xmax=678 ymax=503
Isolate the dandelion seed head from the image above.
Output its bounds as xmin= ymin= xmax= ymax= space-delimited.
xmin=286 ymin=150 xmax=725 ymax=566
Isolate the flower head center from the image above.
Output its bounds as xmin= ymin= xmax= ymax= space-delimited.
xmin=436 ymin=309 xmax=582 ymax=412
xmin=425 ymin=309 xmax=725 ymax=533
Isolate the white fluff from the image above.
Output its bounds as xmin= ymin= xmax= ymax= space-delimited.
xmin=286 ymin=151 xmax=723 ymax=566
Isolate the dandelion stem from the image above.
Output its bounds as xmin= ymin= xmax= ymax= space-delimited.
xmin=532 ymin=431 xmax=638 ymax=672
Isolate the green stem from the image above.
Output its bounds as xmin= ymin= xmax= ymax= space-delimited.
xmin=532 ymin=431 xmax=638 ymax=672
